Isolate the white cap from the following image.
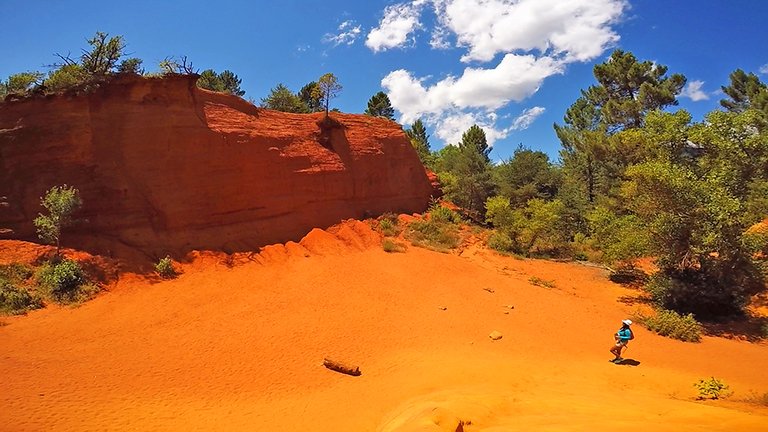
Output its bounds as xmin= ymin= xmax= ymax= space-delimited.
xmin=622 ymin=319 xmax=633 ymax=326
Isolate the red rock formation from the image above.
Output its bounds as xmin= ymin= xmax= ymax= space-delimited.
xmin=0 ymin=75 xmax=432 ymax=258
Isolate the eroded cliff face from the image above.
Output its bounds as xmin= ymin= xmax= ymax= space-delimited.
xmin=0 ymin=75 xmax=432 ymax=258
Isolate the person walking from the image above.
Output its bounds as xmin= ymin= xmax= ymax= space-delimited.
xmin=610 ymin=319 xmax=634 ymax=363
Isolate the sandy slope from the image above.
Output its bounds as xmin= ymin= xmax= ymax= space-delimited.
xmin=1 ymin=226 xmax=767 ymax=431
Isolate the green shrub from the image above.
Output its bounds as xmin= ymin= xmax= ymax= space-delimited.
xmin=429 ymin=204 xmax=460 ymax=224
xmin=0 ymin=280 xmax=43 ymax=315
xmin=639 ymin=309 xmax=702 ymax=342
xmin=646 ymin=270 xmax=754 ymax=319
xmin=378 ymin=218 xmax=399 ymax=237
xmin=155 ymin=256 xmax=177 ymax=279
xmin=382 ymin=238 xmax=406 ymax=253
xmin=529 ymin=276 xmax=556 ymax=289
xmin=36 ymin=259 xmax=97 ymax=304
xmin=406 ymin=219 xmax=460 ymax=252
xmin=0 ymin=263 xmax=34 ymax=282
xmin=488 ymin=231 xmax=514 ymax=252
xmin=694 ymin=377 xmax=730 ymax=400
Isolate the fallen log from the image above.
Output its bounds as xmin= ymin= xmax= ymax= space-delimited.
xmin=323 ymin=358 xmax=361 ymax=376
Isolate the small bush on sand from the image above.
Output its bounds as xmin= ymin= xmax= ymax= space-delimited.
xmin=694 ymin=377 xmax=731 ymax=400
xmin=0 ymin=263 xmax=34 ymax=282
xmin=406 ymin=219 xmax=460 ymax=252
xmin=0 ymin=280 xmax=43 ymax=315
xmin=429 ymin=204 xmax=460 ymax=224
xmin=488 ymin=231 xmax=514 ymax=253
xmin=0 ymin=263 xmax=43 ymax=314
xmin=36 ymin=259 xmax=99 ymax=304
xmin=155 ymin=256 xmax=177 ymax=279
xmin=382 ymin=238 xmax=406 ymax=253
xmin=638 ymin=309 xmax=702 ymax=342
xmin=529 ymin=276 xmax=556 ymax=289
xmin=378 ymin=218 xmax=400 ymax=237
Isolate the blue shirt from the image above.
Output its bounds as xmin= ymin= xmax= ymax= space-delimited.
xmin=617 ymin=327 xmax=632 ymax=343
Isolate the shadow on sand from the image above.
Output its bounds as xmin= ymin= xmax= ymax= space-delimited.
xmin=613 ymin=358 xmax=641 ymax=366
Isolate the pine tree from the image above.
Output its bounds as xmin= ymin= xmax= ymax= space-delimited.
xmin=720 ymin=69 xmax=768 ymax=118
xmin=298 ymin=81 xmax=322 ymax=113
xmin=316 ymin=73 xmax=342 ymax=118
xmin=364 ymin=91 xmax=395 ymax=120
xmin=261 ymin=84 xmax=306 ymax=113
xmin=405 ymin=119 xmax=432 ymax=166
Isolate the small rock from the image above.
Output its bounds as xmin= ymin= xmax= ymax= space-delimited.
xmin=489 ymin=331 xmax=503 ymax=341
xmin=483 ymin=287 xmax=495 ymax=293
xmin=505 ymin=305 xmax=515 ymax=309
xmin=438 ymin=306 xmax=447 ymax=311
xmin=503 ymin=311 xmax=509 ymax=315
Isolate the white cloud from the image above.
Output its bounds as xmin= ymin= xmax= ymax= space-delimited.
xmin=365 ymin=1 xmax=428 ymax=52
xmin=760 ymin=63 xmax=768 ymax=75
xmin=433 ymin=0 xmax=625 ymax=63
xmin=382 ymin=54 xmax=561 ymax=125
xmin=511 ymin=107 xmax=546 ymax=130
xmin=680 ymin=80 xmax=709 ymax=102
xmin=370 ymin=0 xmax=627 ymax=147
xmin=323 ymin=20 xmax=362 ymax=46
xmin=368 ymin=0 xmax=625 ymax=62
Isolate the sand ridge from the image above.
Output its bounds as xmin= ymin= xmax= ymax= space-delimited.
xmin=1 ymin=221 xmax=767 ymax=431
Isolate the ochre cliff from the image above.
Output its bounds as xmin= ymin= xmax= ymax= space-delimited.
xmin=0 ymin=75 xmax=433 ymax=258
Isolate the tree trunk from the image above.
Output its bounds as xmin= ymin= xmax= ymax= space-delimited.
xmin=323 ymin=358 xmax=361 ymax=376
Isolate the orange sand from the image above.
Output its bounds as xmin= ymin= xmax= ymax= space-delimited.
xmin=1 ymin=225 xmax=767 ymax=431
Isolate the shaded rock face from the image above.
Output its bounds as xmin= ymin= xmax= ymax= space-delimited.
xmin=0 ymin=75 xmax=432 ymax=258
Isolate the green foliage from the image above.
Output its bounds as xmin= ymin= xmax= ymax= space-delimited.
xmin=197 ymin=69 xmax=245 ymax=96
xmin=441 ymin=125 xmax=495 ymax=216
xmin=3 ymin=71 xmax=44 ymax=96
xmin=155 ymin=256 xmax=177 ymax=279
xmin=623 ymin=109 xmax=768 ymax=318
xmin=382 ymin=238 xmax=406 ymax=253
xmin=117 ymin=58 xmax=143 ymax=74
xmin=405 ymin=119 xmax=433 ymax=167
xmin=298 ymin=81 xmax=323 ymax=113
xmin=694 ymin=377 xmax=731 ymax=400
xmin=33 ymin=185 xmax=82 ymax=253
xmin=0 ymin=263 xmax=34 ymax=282
xmin=365 ymin=91 xmax=395 ymax=120
xmin=493 ymin=145 xmax=560 ymax=207
xmin=45 ymin=64 xmax=87 ymax=92
xmin=638 ymin=308 xmax=702 ymax=342
xmin=429 ymin=204 xmax=460 ymax=224
xmin=261 ymin=83 xmax=306 ymax=113
xmin=582 ymin=49 xmax=686 ymax=131
xmin=79 ymin=32 xmax=126 ymax=76
xmin=406 ymin=217 xmax=460 ymax=253
xmin=0 ymin=263 xmax=42 ymax=315
xmin=378 ymin=216 xmax=400 ymax=237
xmin=586 ymin=206 xmax=649 ymax=264
xmin=720 ymin=69 xmax=768 ymax=119
xmin=487 ymin=231 xmax=514 ymax=253
xmin=316 ymin=73 xmax=342 ymax=117
xmin=36 ymin=259 xmax=98 ymax=304
xmin=529 ymin=276 xmax=556 ymax=289
xmin=0 ymin=280 xmax=43 ymax=315
xmin=485 ymin=196 xmax=566 ymax=256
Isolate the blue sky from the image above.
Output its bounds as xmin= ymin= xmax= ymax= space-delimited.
xmin=2 ymin=0 xmax=767 ymax=162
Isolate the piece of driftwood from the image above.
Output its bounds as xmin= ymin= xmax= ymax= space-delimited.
xmin=323 ymin=358 xmax=361 ymax=376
